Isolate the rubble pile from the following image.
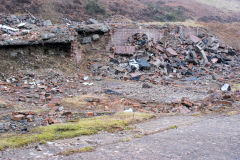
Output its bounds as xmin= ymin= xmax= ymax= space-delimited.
xmin=102 ymin=25 xmax=239 ymax=82
xmin=0 ymin=14 xmax=111 ymax=48
xmin=0 ymin=15 xmax=75 ymax=46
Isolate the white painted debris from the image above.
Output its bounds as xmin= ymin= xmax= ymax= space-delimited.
xmin=221 ymin=84 xmax=231 ymax=91
xmin=124 ymin=108 xmax=133 ymax=113
xmin=83 ymin=76 xmax=89 ymax=81
xmin=17 ymin=22 xmax=27 ymax=28
xmin=0 ymin=24 xmax=19 ymax=32
xmin=83 ymin=82 xmax=93 ymax=86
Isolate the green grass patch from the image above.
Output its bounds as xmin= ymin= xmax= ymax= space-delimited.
xmin=85 ymin=0 xmax=106 ymax=15
xmin=0 ymin=112 xmax=154 ymax=151
xmin=168 ymin=125 xmax=178 ymax=130
xmin=58 ymin=146 xmax=95 ymax=156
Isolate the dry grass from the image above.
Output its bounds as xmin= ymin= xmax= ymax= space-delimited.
xmin=141 ymin=20 xmax=203 ymax=27
xmin=194 ymin=0 xmax=240 ymax=12
xmin=201 ymin=22 xmax=240 ymax=50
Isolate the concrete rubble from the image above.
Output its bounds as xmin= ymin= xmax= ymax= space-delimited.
xmin=97 ymin=25 xmax=239 ymax=83
xmin=0 ymin=14 xmax=110 ymax=60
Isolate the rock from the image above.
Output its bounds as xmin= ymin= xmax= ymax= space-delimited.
xmin=130 ymin=73 xmax=142 ymax=81
xmin=35 ymin=145 xmax=43 ymax=151
xmin=181 ymin=97 xmax=194 ymax=108
xmin=87 ymin=18 xmax=99 ymax=24
xmin=43 ymin=20 xmax=52 ymax=26
xmin=221 ymin=84 xmax=231 ymax=91
xmin=0 ymin=101 xmax=8 ymax=108
xmin=17 ymin=22 xmax=27 ymax=28
xmin=211 ymin=73 xmax=218 ymax=80
xmin=137 ymin=59 xmax=151 ymax=70
xmin=166 ymin=48 xmax=177 ymax=56
xmin=0 ymin=24 xmax=19 ymax=33
xmin=114 ymin=66 xmax=125 ymax=73
xmin=41 ymin=33 xmax=55 ymax=40
xmin=104 ymin=89 xmax=122 ymax=95
xmin=21 ymin=29 xmax=30 ymax=35
xmin=82 ymin=37 xmax=92 ymax=44
xmin=92 ymin=34 xmax=100 ymax=41
xmin=110 ymin=58 xmax=119 ymax=64
xmin=58 ymin=106 xmax=64 ymax=112
xmin=129 ymin=59 xmax=140 ymax=71
xmin=189 ymin=35 xmax=201 ymax=43
xmin=0 ymin=122 xmax=10 ymax=133
xmin=77 ymin=24 xmax=110 ymax=33
xmin=85 ymin=98 xmax=100 ymax=103
xmin=10 ymin=50 xmax=24 ymax=58
xmin=142 ymin=83 xmax=151 ymax=88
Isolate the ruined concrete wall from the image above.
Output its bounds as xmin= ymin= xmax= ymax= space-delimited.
xmin=107 ymin=28 xmax=163 ymax=50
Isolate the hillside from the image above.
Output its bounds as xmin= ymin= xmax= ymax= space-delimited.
xmin=0 ymin=0 xmax=239 ymax=23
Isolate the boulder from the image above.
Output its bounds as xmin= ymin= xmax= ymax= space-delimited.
xmin=87 ymin=18 xmax=99 ymax=24
xmin=82 ymin=37 xmax=92 ymax=44
xmin=92 ymin=34 xmax=100 ymax=41
xmin=43 ymin=20 xmax=52 ymax=26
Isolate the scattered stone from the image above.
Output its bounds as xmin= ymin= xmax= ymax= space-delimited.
xmin=104 ymin=89 xmax=122 ymax=95
xmin=41 ymin=33 xmax=56 ymax=40
xmin=87 ymin=18 xmax=99 ymax=24
xmin=0 ymin=101 xmax=8 ymax=108
xmin=92 ymin=34 xmax=100 ymax=41
xmin=166 ymin=48 xmax=177 ymax=56
xmin=82 ymin=37 xmax=92 ymax=44
xmin=43 ymin=20 xmax=52 ymax=26
xmin=35 ymin=145 xmax=43 ymax=151
xmin=85 ymin=98 xmax=100 ymax=103
xmin=10 ymin=50 xmax=24 ymax=58
xmin=181 ymin=97 xmax=194 ymax=108
xmin=137 ymin=59 xmax=151 ymax=70
xmin=142 ymin=83 xmax=151 ymax=88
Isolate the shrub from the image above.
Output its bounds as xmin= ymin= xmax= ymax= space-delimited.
xmin=85 ymin=0 xmax=106 ymax=15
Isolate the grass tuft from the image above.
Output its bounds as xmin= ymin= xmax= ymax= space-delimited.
xmin=0 ymin=112 xmax=154 ymax=151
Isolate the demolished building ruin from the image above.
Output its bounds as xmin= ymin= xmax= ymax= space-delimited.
xmin=0 ymin=14 xmax=240 ymax=134
xmin=101 ymin=24 xmax=239 ymax=82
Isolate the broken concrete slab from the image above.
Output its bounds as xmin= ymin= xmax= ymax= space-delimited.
xmin=189 ymin=35 xmax=201 ymax=43
xmin=137 ymin=59 xmax=151 ymax=70
xmin=87 ymin=18 xmax=99 ymax=25
xmin=43 ymin=20 xmax=52 ymax=26
xmin=76 ymin=24 xmax=111 ymax=33
xmin=166 ymin=48 xmax=177 ymax=56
